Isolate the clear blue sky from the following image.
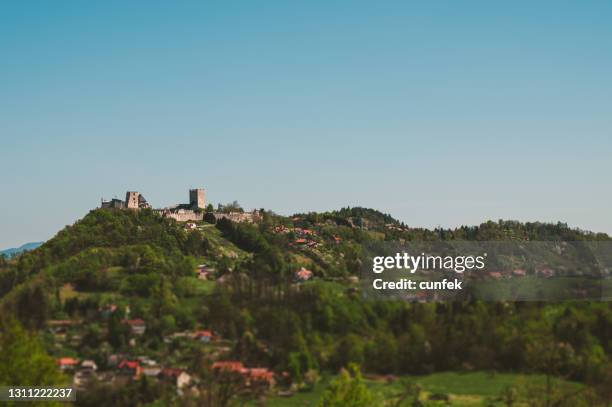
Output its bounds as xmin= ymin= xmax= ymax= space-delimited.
xmin=1 ymin=1 xmax=611 ymax=248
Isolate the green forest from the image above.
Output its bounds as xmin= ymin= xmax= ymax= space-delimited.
xmin=0 ymin=207 xmax=611 ymax=406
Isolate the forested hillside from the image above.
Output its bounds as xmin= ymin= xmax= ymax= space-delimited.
xmin=0 ymin=208 xmax=611 ymax=406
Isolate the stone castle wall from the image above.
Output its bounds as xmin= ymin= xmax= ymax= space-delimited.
xmin=156 ymin=209 xmax=204 ymax=222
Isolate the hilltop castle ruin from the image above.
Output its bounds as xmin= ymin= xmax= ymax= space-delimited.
xmin=101 ymin=188 xmax=260 ymax=224
xmin=101 ymin=191 xmax=151 ymax=210
xmin=189 ymin=189 xmax=205 ymax=209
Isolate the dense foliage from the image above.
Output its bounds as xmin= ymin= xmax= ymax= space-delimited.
xmin=0 ymin=207 xmax=610 ymax=405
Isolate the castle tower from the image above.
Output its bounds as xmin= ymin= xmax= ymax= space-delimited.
xmin=189 ymin=188 xmax=205 ymax=209
xmin=125 ymin=191 xmax=140 ymax=209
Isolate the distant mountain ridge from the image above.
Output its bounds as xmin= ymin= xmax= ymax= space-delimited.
xmin=0 ymin=242 xmax=44 ymax=258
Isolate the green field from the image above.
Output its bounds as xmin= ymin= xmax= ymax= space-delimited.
xmin=262 ymin=371 xmax=581 ymax=407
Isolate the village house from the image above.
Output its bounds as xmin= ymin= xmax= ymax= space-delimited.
xmin=273 ymin=225 xmax=289 ymax=234
xmin=163 ymin=331 xmax=191 ymax=343
xmin=81 ymin=360 xmax=98 ymax=371
xmin=48 ymin=319 xmax=83 ymax=328
xmin=107 ymin=353 xmax=127 ymax=368
xmin=385 ymin=223 xmax=408 ymax=231
xmin=142 ymin=366 xmax=162 ymax=378
xmin=247 ymin=368 xmax=276 ymax=388
xmin=122 ymin=319 xmax=146 ymax=335
xmin=193 ymin=330 xmax=213 ymax=343
xmin=98 ymin=304 xmax=118 ymax=318
xmin=512 ymin=269 xmax=527 ymax=277
xmin=73 ymin=369 xmax=95 ymax=389
xmin=159 ymin=368 xmax=192 ymax=394
xmin=57 ymin=357 xmax=79 ymax=372
xmin=294 ymin=267 xmax=313 ymax=282
xmin=293 ymin=228 xmax=315 ymax=236
xmin=73 ymin=360 xmax=98 ymax=389
xmin=69 ymin=333 xmax=83 ymax=347
xmin=118 ymin=359 xmax=142 ymax=381
xmin=346 ymin=275 xmax=359 ymax=284
xmin=211 ymin=361 xmax=275 ymax=388
xmin=290 ymin=235 xmax=320 ymax=249
xmin=488 ymin=271 xmax=503 ymax=280
xmin=196 ymin=264 xmax=215 ymax=280
xmin=536 ymin=267 xmax=555 ymax=278
xmin=136 ymin=356 xmax=157 ymax=366
xmin=48 ymin=320 xmax=83 ymax=340
xmin=212 ymin=361 xmax=245 ymax=374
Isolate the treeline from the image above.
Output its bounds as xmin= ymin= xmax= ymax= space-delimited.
xmin=206 ymin=279 xmax=612 ymax=386
xmin=293 ymin=208 xmax=611 ymax=242
xmin=294 ymin=207 xmax=400 ymax=229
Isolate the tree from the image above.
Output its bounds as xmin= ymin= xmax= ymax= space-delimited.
xmin=184 ymin=353 xmax=252 ymax=407
xmin=500 ymin=385 xmax=519 ymax=407
xmin=151 ymin=276 xmax=178 ymax=318
xmin=10 ymin=281 xmax=50 ymax=330
xmin=334 ymin=334 xmax=364 ymax=368
xmin=592 ymin=362 xmax=612 ymax=407
xmin=288 ymin=352 xmax=303 ymax=384
xmin=318 ymin=364 xmax=378 ymax=407
xmin=218 ymin=201 xmax=243 ymax=214
xmin=389 ymin=380 xmax=423 ymax=407
xmin=107 ymin=314 xmax=129 ymax=349
xmin=204 ymin=211 xmax=217 ymax=224
xmin=525 ymin=329 xmax=564 ymax=407
xmin=0 ymin=318 xmax=63 ymax=387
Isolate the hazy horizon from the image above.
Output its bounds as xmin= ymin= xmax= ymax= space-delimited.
xmin=1 ymin=1 xmax=611 ymax=248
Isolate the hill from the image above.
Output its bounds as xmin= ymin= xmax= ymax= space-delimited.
xmin=0 ymin=207 xmax=610 ymax=406
xmin=0 ymin=241 xmax=44 ymax=258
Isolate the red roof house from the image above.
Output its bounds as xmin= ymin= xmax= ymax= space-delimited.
xmin=212 ymin=361 xmax=245 ymax=373
xmin=194 ymin=330 xmax=213 ymax=342
xmin=57 ymin=357 xmax=79 ymax=371
xmin=488 ymin=272 xmax=503 ymax=280
xmin=248 ymin=368 xmax=274 ymax=382
xmin=118 ymin=359 xmax=142 ymax=380
xmin=294 ymin=267 xmax=313 ymax=282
